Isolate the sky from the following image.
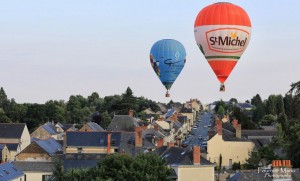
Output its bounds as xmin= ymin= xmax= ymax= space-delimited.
xmin=0 ymin=0 xmax=300 ymax=105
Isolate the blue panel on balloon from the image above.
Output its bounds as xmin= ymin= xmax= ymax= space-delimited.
xmin=150 ymin=39 xmax=186 ymax=90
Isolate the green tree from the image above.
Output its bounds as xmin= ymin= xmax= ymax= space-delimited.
xmin=217 ymin=105 xmax=225 ymax=116
xmin=277 ymin=113 xmax=288 ymax=133
xmin=266 ymin=95 xmax=277 ymax=115
xmin=119 ymin=87 xmax=137 ymax=114
xmin=0 ymin=87 xmax=9 ymax=112
xmin=0 ymin=108 xmax=11 ymax=123
xmin=6 ymin=99 xmax=27 ymax=122
xmin=251 ymin=94 xmax=263 ymax=107
xmin=286 ymin=123 xmax=300 ymax=167
xmin=53 ymin=161 xmax=64 ymax=181
xmin=276 ymin=95 xmax=285 ymax=115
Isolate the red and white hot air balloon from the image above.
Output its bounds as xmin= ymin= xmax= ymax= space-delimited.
xmin=194 ymin=2 xmax=252 ymax=91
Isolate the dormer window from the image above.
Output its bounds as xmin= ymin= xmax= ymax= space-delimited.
xmin=77 ymin=147 xmax=83 ymax=154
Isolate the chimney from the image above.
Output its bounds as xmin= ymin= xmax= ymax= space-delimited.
xmin=107 ymin=133 xmax=111 ymax=154
xmin=167 ymin=142 xmax=175 ymax=148
xmin=135 ymin=127 xmax=143 ymax=147
xmin=193 ymin=146 xmax=201 ymax=165
xmin=232 ymin=119 xmax=238 ymax=128
xmin=129 ymin=109 xmax=134 ymax=117
xmin=141 ymin=124 xmax=147 ymax=130
xmin=156 ymin=138 xmax=164 ymax=148
xmin=154 ymin=125 xmax=159 ymax=132
xmin=216 ymin=118 xmax=222 ymax=135
xmin=236 ymin=124 xmax=241 ymax=138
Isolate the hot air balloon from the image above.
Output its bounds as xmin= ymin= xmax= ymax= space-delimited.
xmin=150 ymin=39 xmax=186 ymax=97
xmin=194 ymin=2 xmax=251 ymax=91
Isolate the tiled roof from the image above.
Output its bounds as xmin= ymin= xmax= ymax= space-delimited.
xmin=107 ymin=115 xmax=139 ymax=132
xmin=34 ymin=138 xmax=63 ymax=155
xmin=154 ymin=146 xmax=213 ymax=166
xmin=0 ymin=162 xmax=24 ymax=181
xmin=13 ymin=161 xmax=56 ymax=172
xmin=87 ymin=122 xmax=104 ymax=131
xmin=0 ymin=123 xmax=25 ymax=139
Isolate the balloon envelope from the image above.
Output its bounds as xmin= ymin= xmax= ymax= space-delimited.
xmin=194 ymin=2 xmax=251 ymax=85
xmin=150 ymin=39 xmax=186 ymax=93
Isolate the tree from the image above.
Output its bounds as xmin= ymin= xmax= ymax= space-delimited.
xmin=53 ymin=161 xmax=64 ymax=181
xmin=251 ymin=94 xmax=263 ymax=107
xmin=277 ymin=113 xmax=288 ymax=133
xmin=0 ymin=108 xmax=11 ymax=123
xmin=266 ymin=95 xmax=277 ymax=115
xmin=217 ymin=105 xmax=225 ymax=116
xmin=57 ymin=153 xmax=172 ymax=181
xmin=286 ymin=123 xmax=300 ymax=167
xmin=229 ymin=98 xmax=238 ymax=104
xmin=0 ymin=87 xmax=9 ymax=111
xmin=276 ymin=95 xmax=285 ymax=115
xmin=119 ymin=87 xmax=137 ymax=114
xmin=214 ymin=100 xmax=227 ymax=114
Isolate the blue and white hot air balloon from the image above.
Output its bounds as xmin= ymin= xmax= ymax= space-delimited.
xmin=150 ymin=39 xmax=186 ymax=97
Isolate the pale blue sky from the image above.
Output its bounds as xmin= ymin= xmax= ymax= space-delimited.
xmin=0 ymin=1 xmax=299 ymax=104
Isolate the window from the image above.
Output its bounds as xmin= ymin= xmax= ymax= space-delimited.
xmin=42 ymin=175 xmax=52 ymax=181
xmin=77 ymin=147 xmax=83 ymax=154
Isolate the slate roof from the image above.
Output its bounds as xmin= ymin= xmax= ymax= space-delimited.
xmin=57 ymin=123 xmax=77 ymax=131
xmin=250 ymin=139 xmax=272 ymax=149
xmin=222 ymin=121 xmax=236 ymax=133
xmin=34 ymin=138 xmax=63 ymax=155
xmin=242 ymin=130 xmax=277 ymax=137
xmin=66 ymin=131 xmax=153 ymax=157
xmin=5 ymin=143 xmax=19 ymax=151
xmin=0 ymin=144 xmax=5 ymax=159
xmin=42 ymin=123 xmax=59 ymax=135
xmin=63 ymin=154 xmax=107 ymax=170
xmin=87 ymin=122 xmax=104 ymax=131
xmin=228 ymin=171 xmax=272 ymax=181
xmin=0 ymin=162 xmax=24 ymax=181
xmin=165 ymin=109 xmax=176 ymax=118
xmin=209 ymin=126 xmax=250 ymax=142
xmin=180 ymin=107 xmax=193 ymax=113
xmin=0 ymin=123 xmax=25 ymax=139
xmin=107 ymin=115 xmax=139 ymax=132
xmin=177 ymin=115 xmax=187 ymax=124
xmin=143 ymin=128 xmax=165 ymax=139
xmin=13 ymin=161 xmax=56 ymax=172
xmin=154 ymin=146 xmax=213 ymax=166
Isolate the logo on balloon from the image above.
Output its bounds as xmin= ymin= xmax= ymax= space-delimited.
xmin=206 ymin=28 xmax=250 ymax=53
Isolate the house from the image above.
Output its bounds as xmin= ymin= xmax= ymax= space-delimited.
xmin=0 ymin=162 xmax=25 ymax=181
xmin=184 ymin=98 xmax=202 ymax=112
xmin=55 ymin=122 xmax=77 ymax=132
xmin=16 ymin=138 xmax=62 ymax=161
xmin=0 ymin=123 xmax=30 ymax=160
xmin=206 ymin=118 xmax=255 ymax=169
xmin=64 ymin=127 xmax=155 ymax=156
xmin=154 ymin=145 xmax=215 ymax=181
xmin=180 ymin=107 xmax=196 ymax=130
xmin=0 ymin=144 xmax=9 ymax=163
xmin=13 ymin=161 xmax=56 ymax=181
xmin=31 ymin=122 xmax=63 ymax=140
xmin=79 ymin=122 xmax=104 ymax=132
xmin=107 ymin=111 xmax=140 ymax=132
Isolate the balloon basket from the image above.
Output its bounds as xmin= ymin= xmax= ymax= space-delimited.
xmin=165 ymin=91 xmax=170 ymax=97
xmin=220 ymin=84 xmax=225 ymax=92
